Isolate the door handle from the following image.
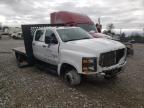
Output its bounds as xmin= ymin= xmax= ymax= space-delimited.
xmin=42 ymin=45 xmax=46 ymax=48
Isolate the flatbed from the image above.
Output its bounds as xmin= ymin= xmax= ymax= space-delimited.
xmin=12 ymin=47 xmax=26 ymax=55
xmin=12 ymin=46 xmax=58 ymax=74
xmin=12 ymin=47 xmax=29 ymax=68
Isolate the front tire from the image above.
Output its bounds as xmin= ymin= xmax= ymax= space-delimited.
xmin=64 ymin=70 xmax=81 ymax=86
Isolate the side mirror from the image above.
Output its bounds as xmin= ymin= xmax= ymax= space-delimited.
xmin=45 ymin=36 xmax=58 ymax=44
xmin=45 ymin=36 xmax=51 ymax=44
xmin=52 ymin=38 xmax=58 ymax=44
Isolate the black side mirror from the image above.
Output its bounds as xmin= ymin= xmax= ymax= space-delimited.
xmin=45 ymin=36 xmax=51 ymax=44
xmin=52 ymin=38 xmax=58 ymax=44
xmin=45 ymin=36 xmax=58 ymax=44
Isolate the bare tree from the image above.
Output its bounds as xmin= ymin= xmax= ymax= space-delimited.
xmin=106 ymin=23 xmax=115 ymax=33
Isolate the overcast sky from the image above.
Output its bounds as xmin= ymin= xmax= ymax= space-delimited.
xmin=0 ymin=0 xmax=143 ymax=29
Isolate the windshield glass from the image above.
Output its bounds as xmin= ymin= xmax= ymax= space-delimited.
xmin=57 ymin=27 xmax=93 ymax=42
xmin=77 ymin=24 xmax=97 ymax=32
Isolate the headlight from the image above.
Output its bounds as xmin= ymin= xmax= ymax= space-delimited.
xmin=82 ymin=57 xmax=97 ymax=72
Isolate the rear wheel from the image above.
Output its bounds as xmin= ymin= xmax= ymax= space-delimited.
xmin=15 ymin=53 xmax=22 ymax=68
xmin=64 ymin=70 xmax=81 ymax=86
xmin=15 ymin=52 xmax=27 ymax=68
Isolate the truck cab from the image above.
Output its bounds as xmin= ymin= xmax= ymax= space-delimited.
xmin=50 ymin=11 xmax=95 ymax=32
xmin=32 ymin=26 xmax=126 ymax=86
xmin=51 ymin=11 xmax=112 ymax=39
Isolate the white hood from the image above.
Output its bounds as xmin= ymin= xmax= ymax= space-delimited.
xmin=93 ymin=33 xmax=113 ymax=39
xmin=62 ymin=38 xmax=125 ymax=56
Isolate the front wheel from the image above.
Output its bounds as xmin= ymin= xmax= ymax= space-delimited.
xmin=64 ymin=70 xmax=81 ymax=86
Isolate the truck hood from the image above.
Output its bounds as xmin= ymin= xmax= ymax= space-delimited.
xmin=62 ymin=38 xmax=125 ymax=56
xmin=90 ymin=32 xmax=112 ymax=39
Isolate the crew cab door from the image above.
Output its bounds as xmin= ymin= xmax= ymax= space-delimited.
xmin=43 ymin=29 xmax=59 ymax=65
xmin=32 ymin=29 xmax=45 ymax=60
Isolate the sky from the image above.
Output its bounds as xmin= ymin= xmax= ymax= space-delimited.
xmin=0 ymin=0 xmax=144 ymax=29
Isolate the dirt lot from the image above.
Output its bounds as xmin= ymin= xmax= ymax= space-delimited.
xmin=0 ymin=38 xmax=144 ymax=108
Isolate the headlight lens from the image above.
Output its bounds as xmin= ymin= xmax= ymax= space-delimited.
xmin=82 ymin=57 xmax=97 ymax=72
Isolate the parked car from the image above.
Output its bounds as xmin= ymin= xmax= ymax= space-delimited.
xmin=11 ymin=32 xmax=22 ymax=39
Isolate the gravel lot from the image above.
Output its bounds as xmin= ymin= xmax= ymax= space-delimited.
xmin=0 ymin=37 xmax=144 ymax=108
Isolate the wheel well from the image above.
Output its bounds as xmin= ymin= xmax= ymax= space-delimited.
xmin=60 ymin=63 xmax=77 ymax=76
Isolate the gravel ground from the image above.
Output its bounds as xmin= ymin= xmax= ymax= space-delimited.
xmin=0 ymin=37 xmax=144 ymax=108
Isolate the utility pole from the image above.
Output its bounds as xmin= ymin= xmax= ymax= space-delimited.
xmin=96 ymin=17 xmax=102 ymax=33
xmin=143 ymin=28 xmax=144 ymax=37
xmin=120 ymin=28 xmax=122 ymax=36
xmin=98 ymin=18 xmax=101 ymax=25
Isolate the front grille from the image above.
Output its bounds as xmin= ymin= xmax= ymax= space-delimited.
xmin=99 ymin=49 xmax=125 ymax=67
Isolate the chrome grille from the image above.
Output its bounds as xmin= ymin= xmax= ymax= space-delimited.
xmin=99 ymin=49 xmax=125 ymax=67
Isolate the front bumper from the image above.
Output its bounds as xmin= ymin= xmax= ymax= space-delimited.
xmin=82 ymin=60 xmax=126 ymax=75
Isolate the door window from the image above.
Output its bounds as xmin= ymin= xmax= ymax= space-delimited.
xmin=45 ymin=29 xmax=58 ymax=44
xmin=35 ymin=30 xmax=44 ymax=41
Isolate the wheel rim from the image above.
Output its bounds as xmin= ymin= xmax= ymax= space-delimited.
xmin=65 ymin=74 xmax=72 ymax=85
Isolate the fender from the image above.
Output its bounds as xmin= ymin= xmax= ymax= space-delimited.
xmin=57 ymin=60 xmax=80 ymax=76
xmin=57 ymin=49 xmax=95 ymax=75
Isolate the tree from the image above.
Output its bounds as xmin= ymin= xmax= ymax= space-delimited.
xmin=120 ymin=32 xmax=126 ymax=42
xmin=126 ymin=33 xmax=144 ymax=43
xmin=103 ymin=23 xmax=115 ymax=36
xmin=106 ymin=23 xmax=115 ymax=33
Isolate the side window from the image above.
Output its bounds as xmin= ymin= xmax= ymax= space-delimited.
xmin=45 ymin=29 xmax=58 ymax=44
xmin=35 ymin=30 xmax=44 ymax=41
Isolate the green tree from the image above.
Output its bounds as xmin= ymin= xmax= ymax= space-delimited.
xmin=120 ymin=32 xmax=126 ymax=42
xmin=126 ymin=33 xmax=144 ymax=43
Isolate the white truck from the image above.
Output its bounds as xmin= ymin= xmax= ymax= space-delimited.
xmin=11 ymin=32 xmax=22 ymax=39
xmin=9 ymin=27 xmax=22 ymax=39
xmin=13 ymin=24 xmax=127 ymax=86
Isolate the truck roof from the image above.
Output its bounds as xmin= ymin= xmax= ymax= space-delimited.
xmin=51 ymin=11 xmax=94 ymax=24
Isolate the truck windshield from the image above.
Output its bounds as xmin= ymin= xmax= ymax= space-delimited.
xmin=77 ymin=24 xmax=97 ymax=32
xmin=57 ymin=28 xmax=93 ymax=42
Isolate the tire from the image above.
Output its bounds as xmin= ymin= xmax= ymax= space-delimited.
xmin=64 ymin=70 xmax=81 ymax=86
xmin=15 ymin=53 xmax=22 ymax=68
